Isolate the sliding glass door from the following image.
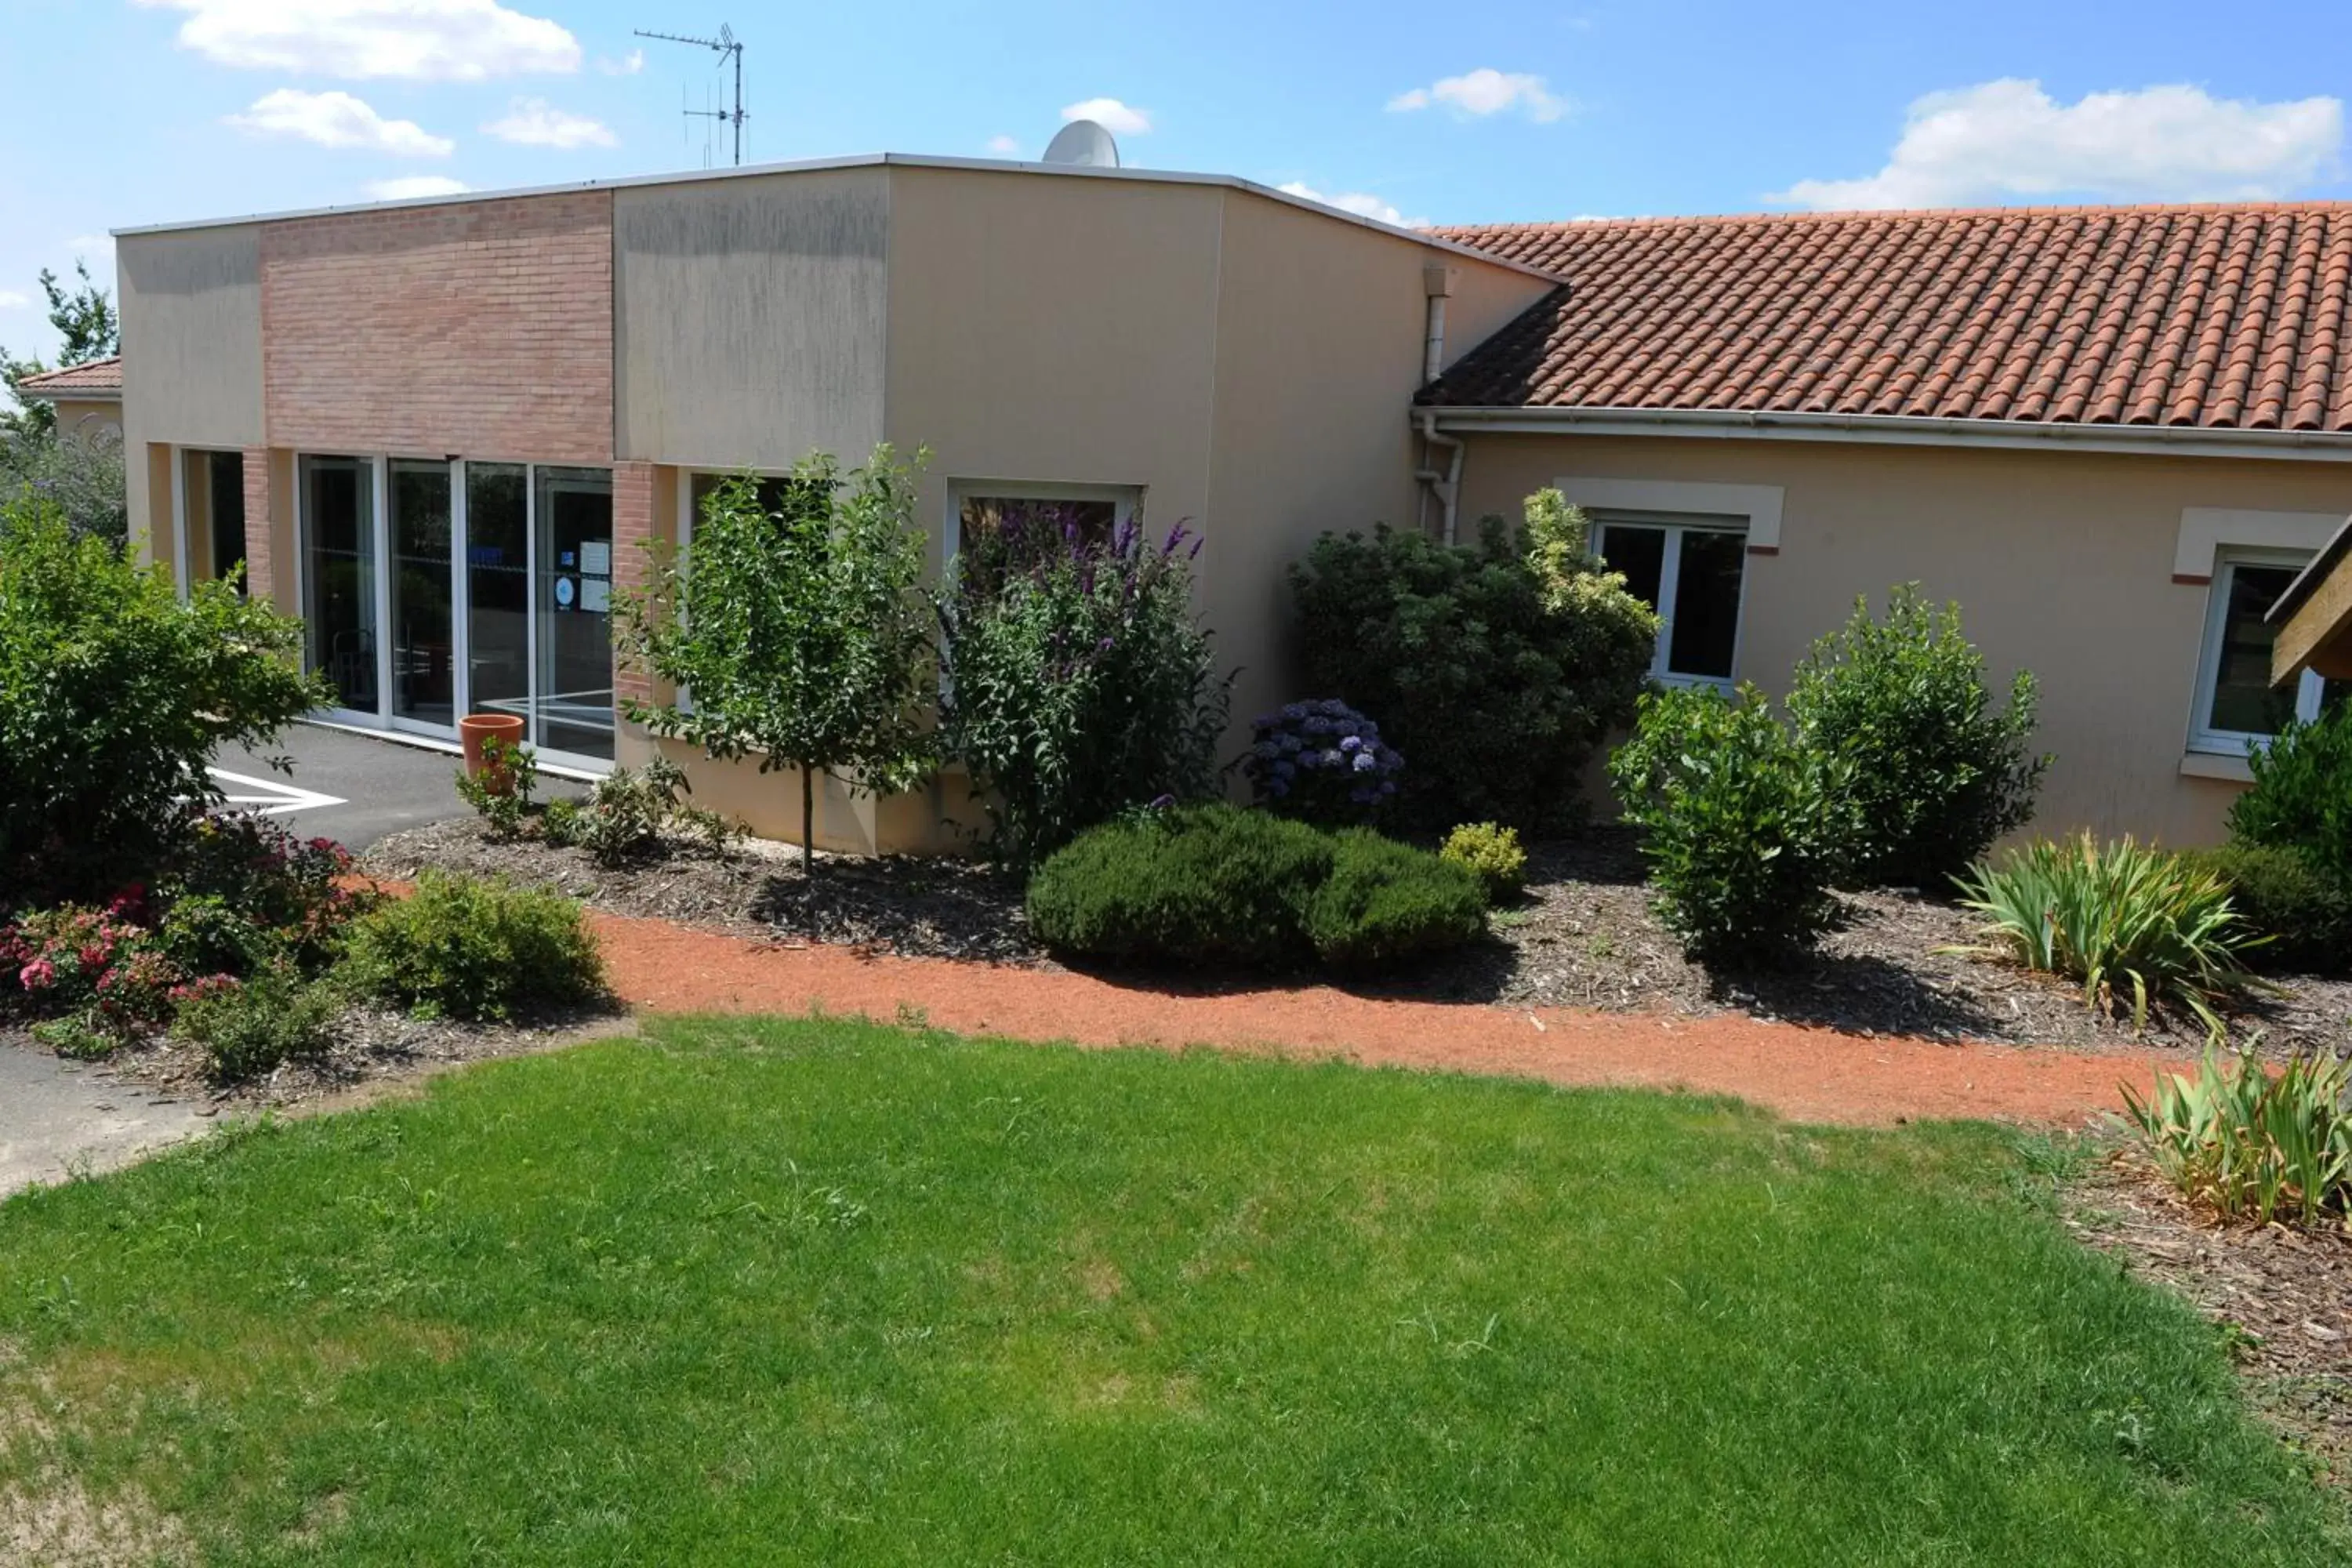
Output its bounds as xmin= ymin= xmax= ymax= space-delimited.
xmin=389 ymin=459 xmax=456 ymax=731
xmin=298 ymin=454 xmax=614 ymax=768
xmin=466 ymin=463 xmax=532 ymax=734
xmin=534 ymin=466 xmax=615 ymax=761
xmin=301 ymin=456 xmax=378 ymax=717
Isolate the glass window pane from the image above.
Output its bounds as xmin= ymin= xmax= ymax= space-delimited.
xmin=2205 ymin=563 xmax=2301 ymax=738
xmin=1596 ymin=524 xmax=1666 ymax=612
xmin=466 ymin=464 xmax=530 ymax=735
xmin=954 ymin=495 xmax=1120 ymax=598
xmin=536 ymin=466 xmax=615 ymax=760
xmin=390 ymin=459 xmax=454 ymax=728
xmin=301 ymin=456 xmax=376 ymax=713
xmin=208 ymin=452 xmax=247 ymax=585
xmin=1667 ymin=530 xmax=1745 ymax=680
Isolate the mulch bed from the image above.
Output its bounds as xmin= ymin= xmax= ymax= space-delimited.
xmin=22 ymin=1004 xmax=628 ymax=1116
xmin=2067 ymin=1152 xmax=2352 ymax=1486
xmin=365 ymin=821 xmax=2352 ymax=1057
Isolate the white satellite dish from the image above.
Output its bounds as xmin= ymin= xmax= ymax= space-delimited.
xmin=1042 ymin=118 xmax=1120 ymax=168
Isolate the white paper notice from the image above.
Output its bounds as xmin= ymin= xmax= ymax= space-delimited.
xmin=581 ymin=578 xmax=612 ymax=613
xmin=581 ymin=541 xmax=612 ymax=576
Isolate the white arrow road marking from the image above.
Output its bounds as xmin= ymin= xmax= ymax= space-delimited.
xmin=206 ymin=768 xmax=347 ymax=817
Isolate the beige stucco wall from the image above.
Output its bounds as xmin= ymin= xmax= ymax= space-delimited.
xmin=615 ymin=168 xmax=890 ymax=469
xmin=118 ymin=224 xmax=263 ymax=559
xmin=881 ymin=165 xmax=1552 ymax=789
xmin=1457 ymin=431 xmax=2352 ymax=848
xmin=1203 ymin=194 xmax=1554 ymax=728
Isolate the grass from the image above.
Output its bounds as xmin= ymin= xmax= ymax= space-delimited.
xmin=2 ymin=1016 xmax=2343 ymax=1564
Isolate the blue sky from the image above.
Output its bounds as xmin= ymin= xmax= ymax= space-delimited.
xmin=3 ymin=0 xmax=2349 ymax=359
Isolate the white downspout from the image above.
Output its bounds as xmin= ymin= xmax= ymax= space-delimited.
xmin=1415 ymin=410 xmax=1465 ymax=546
xmin=1414 ymin=264 xmax=1465 ymax=543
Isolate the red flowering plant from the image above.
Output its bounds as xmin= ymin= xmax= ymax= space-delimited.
xmin=153 ymin=812 xmax=379 ymax=976
xmin=0 ymin=898 xmax=182 ymax=1055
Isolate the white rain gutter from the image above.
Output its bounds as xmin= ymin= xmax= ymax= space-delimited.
xmin=1420 ymin=404 xmax=2352 ymax=465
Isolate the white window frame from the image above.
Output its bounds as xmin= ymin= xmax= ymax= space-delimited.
xmin=939 ymin=478 xmax=1141 ymax=583
xmin=2187 ymin=546 xmax=2332 ymax=757
xmin=1592 ymin=510 xmax=1752 ymax=691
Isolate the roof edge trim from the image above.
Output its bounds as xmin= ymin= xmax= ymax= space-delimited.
xmin=1422 ymin=405 xmax=2352 ymax=464
xmin=109 ymin=154 xmax=1566 ymax=285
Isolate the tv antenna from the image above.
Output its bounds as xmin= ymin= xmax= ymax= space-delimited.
xmin=635 ymin=23 xmax=746 ymax=166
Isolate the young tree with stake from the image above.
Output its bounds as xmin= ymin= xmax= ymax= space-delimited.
xmin=615 ymin=448 xmax=938 ymax=873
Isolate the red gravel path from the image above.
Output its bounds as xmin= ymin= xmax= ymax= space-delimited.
xmin=588 ymin=911 xmax=2171 ymax=1129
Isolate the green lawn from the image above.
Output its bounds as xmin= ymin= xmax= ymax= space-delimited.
xmin=2 ymin=1018 xmax=2341 ymax=1565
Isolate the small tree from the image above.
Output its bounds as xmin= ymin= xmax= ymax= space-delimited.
xmin=616 ymin=448 xmax=937 ymax=872
xmin=0 ymin=496 xmax=325 ymax=906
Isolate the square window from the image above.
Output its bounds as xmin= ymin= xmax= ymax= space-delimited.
xmin=2190 ymin=551 xmax=2343 ymax=753
xmin=1595 ymin=514 xmax=1748 ymax=688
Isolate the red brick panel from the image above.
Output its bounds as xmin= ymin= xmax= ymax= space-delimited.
xmin=241 ymin=445 xmax=273 ymax=602
xmin=262 ymin=192 xmax=614 ymax=463
xmin=611 ymin=460 xmax=656 ymax=708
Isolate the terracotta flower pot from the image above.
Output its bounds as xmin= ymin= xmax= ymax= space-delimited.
xmin=458 ymin=713 xmax=528 ymax=796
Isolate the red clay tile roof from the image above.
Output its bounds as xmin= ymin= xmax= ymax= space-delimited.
xmin=15 ymin=355 xmax=122 ymax=398
xmin=1425 ymin=205 xmax=2352 ymax=432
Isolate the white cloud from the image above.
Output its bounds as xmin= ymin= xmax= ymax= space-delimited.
xmin=1773 ymin=79 xmax=2345 ymax=209
xmin=1387 ymin=68 xmax=1570 ymax=123
xmin=1277 ymin=181 xmax=1428 ymax=230
xmin=137 ymin=0 xmax=580 ymax=82
xmin=1061 ymin=96 xmax=1152 ymax=136
xmin=364 ymin=174 xmax=471 ymax=200
xmin=0 ymin=290 xmax=28 ymax=309
xmin=225 ymin=89 xmax=454 ymax=156
xmin=597 ymin=48 xmax=644 ymax=76
xmin=483 ymin=97 xmax=616 ymax=149
xmin=985 ymin=134 xmax=1022 ymax=156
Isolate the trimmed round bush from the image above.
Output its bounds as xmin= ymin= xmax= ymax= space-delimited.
xmin=1025 ymin=805 xmax=1484 ymax=971
xmin=340 ymin=870 xmax=608 ymax=1022
xmin=1025 ymin=805 xmax=1333 ymax=967
xmin=1439 ymin=822 xmax=1527 ymax=903
xmin=1305 ymin=831 xmax=1486 ymax=967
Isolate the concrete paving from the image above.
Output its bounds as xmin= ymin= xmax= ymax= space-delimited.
xmin=0 ymin=1048 xmax=209 ymax=1197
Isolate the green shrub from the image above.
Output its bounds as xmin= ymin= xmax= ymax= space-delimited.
xmin=1610 ymin=685 xmax=1856 ymax=959
xmin=1027 ymin=806 xmax=1485 ymax=972
xmin=171 ymin=967 xmax=336 ymax=1081
xmin=1952 ymin=834 xmax=2256 ymax=1031
xmin=0 ymin=498 xmax=326 ymax=903
xmin=2229 ymin=702 xmax=2352 ymax=887
xmin=454 ymin=734 xmax=538 ymax=840
xmin=940 ymin=510 xmax=1228 ymax=868
xmin=1786 ymin=586 xmax=2046 ymax=887
xmin=1290 ymin=492 xmax=1657 ymax=833
xmin=340 ymin=871 xmax=607 ymax=1022
xmin=1025 ymin=805 xmax=1332 ymax=967
xmin=2179 ymin=843 xmax=2352 ymax=978
xmin=1439 ymin=822 xmax=1527 ymax=903
xmin=1304 ymin=831 xmax=1487 ymax=967
xmin=2123 ymin=1044 xmax=2352 ymax=1226
xmin=543 ymin=756 xmax=736 ymax=866
xmin=154 ymin=892 xmax=272 ymax=978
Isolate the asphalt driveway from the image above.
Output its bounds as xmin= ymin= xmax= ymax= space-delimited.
xmin=209 ymin=722 xmax=574 ymax=851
